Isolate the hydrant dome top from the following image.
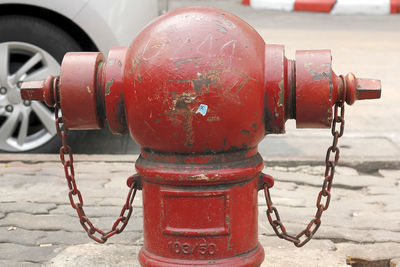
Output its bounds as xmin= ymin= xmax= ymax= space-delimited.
xmin=124 ymin=6 xmax=267 ymax=154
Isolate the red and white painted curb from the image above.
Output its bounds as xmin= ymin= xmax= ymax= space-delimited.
xmin=242 ymin=0 xmax=400 ymax=14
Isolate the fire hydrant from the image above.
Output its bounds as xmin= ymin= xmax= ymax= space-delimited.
xmin=21 ymin=7 xmax=381 ymax=267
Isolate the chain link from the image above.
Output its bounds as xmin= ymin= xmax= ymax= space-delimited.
xmin=263 ymin=75 xmax=347 ymax=247
xmin=54 ymin=105 xmax=138 ymax=243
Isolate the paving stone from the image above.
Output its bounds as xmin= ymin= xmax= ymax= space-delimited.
xmin=336 ymin=242 xmax=400 ymax=264
xmin=364 ymin=195 xmax=400 ymax=212
xmin=1 ymin=156 xmax=399 ymax=265
xmin=379 ymin=169 xmax=400 ymax=179
xmin=0 ymin=243 xmax=61 ymax=263
xmin=0 ymin=161 xmax=42 ymax=175
xmin=103 ymin=174 xmax=133 ymax=190
xmin=45 ymin=243 xmax=141 ymax=267
xmin=259 ymin=234 xmax=337 ymax=251
xmin=0 ymin=174 xmax=69 ymax=203
xmin=0 ymin=213 xmax=83 ymax=232
xmin=101 ymin=192 xmax=143 ymax=207
xmin=50 ymin=204 xmax=143 ymax=219
xmin=0 ymin=260 xmax=41 ymax=267
xmin=269 ymin=165 xmax=358 ymax=177
xmin=37 ymin=231 xmax=99 ymax=246
xmin=0 ymin=201 xmax=57 ymax=215
xmin=368 ymin=185 xmax=400 ymax=195
xmin=318 ymin=226 xmax=400 ymax=243
xmin=0 ymin=227 xmax=46 ymax=246
xmin=105 ymin=231 xmax=143 ymax=245
xmin=261 ymin=245 xmax=346 ymax=267
xmin=335 ymin=166 xmax=360 ymax=176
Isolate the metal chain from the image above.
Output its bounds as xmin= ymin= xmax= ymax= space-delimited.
xmin=263 ymin=75 xmax=347 ymax=247
xmin=54 ymin=104 xmax=138 ymax=244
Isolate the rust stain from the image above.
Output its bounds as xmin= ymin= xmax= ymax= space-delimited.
xmin=132 ymin=57 xmax=142 ymax=83
xmin=241 ymin=129 xmax=250 ymax=135
xmin=164 ymin=91 xmax=199 ymax=147
xmin=193 ymin=71 xmax=220 ymax=93
xmin=174 ymin=57 xmax=201 ymax=70
xmin=105 ymin=79 xmax=114 ymax=96
xmin=207 ymin=115 xmax=221 ymax=122
xmin=169 ymin=69 xmax=221 ymax=94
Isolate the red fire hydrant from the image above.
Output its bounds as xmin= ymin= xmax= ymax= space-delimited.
xmin=21 ymin=7 xmax=381 ymax=267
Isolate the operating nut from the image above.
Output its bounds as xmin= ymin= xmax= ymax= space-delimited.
xmin=20 ymin=81 xmax=44 ymax=101
xmin=20 ymin=75 xmax=56 ymax=107
xmin=345 ymin=73 xmax=381 ymax=105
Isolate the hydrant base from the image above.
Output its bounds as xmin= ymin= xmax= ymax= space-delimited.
xmin=138 ymin=243 xmax=265 ymax=267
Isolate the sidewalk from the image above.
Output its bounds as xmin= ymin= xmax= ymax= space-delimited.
xmin=0 ymin=154 xmax=399 ymax=266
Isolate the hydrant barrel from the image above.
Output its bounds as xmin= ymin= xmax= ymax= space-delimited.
xmin=20 ymin=6 xmax=381 ymax=267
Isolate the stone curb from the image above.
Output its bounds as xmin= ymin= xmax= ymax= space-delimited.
xmin=242 ymin=0 xmax=400 ymax=15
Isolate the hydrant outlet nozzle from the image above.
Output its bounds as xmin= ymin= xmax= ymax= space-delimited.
xmin=343 ymin=72 xmax=381 ymax=105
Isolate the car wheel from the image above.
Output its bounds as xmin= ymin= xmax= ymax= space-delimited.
xmin=0 ymin=15 xmax=82 ymax=152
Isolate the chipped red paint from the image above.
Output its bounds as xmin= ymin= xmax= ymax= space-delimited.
xmin=124 ymin=7 xmax=265 ymax=154
xmin=20 ymin=6 xmax=381 ymax=267
xmin=295 ymin=50 xmax=337 ymax=128
xmin=264 ymin=44 xmax=288 ymax=133
xmin=103 ymin=47 xmax=128 ymax=134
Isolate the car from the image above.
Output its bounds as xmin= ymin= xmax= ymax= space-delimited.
xmin=0 ymin=0 xmax=163 ymax=152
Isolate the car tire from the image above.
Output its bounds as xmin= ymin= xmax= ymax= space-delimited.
xmin=0 ymin=15 xmax=84 ymax=153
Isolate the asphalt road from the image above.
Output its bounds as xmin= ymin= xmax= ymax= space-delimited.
xmin=75 ymin=0 xmax=400 ymax=160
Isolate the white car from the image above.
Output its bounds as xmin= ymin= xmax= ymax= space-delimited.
xmin=0 ymin=0 xmax=163 ymax=152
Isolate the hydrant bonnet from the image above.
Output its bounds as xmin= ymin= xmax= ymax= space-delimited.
xmin=124 ymin=6 xmax=267 ymax=153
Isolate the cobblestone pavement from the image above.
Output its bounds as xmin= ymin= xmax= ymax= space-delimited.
xmin=0 ymin=155 xmax=399 ymax=266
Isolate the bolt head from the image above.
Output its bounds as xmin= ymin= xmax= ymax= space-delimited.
xmin=23 ymin=100 xmax=31 ymax=106
xmin=5 ymin=105 xmax=13 ymax=112
xmin=0 ymin=87 xmax=7 ymax=95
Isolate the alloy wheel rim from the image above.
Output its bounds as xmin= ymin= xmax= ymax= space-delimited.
xmin=0 ymin=42 xmax=60 ymax=152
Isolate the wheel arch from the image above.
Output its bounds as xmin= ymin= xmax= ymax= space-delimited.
xmin=0 ymin=3 xmax=99 ymax=52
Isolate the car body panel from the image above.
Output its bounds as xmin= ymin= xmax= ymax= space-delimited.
xmin=0 ymin=0 xmax=89 ymax=21
xmin=75 ymin=0 xmax=158 ymax=52
xmin=0 ymin=0 xmax=158 ymax=52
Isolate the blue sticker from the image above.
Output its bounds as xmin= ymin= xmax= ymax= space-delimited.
xmin=196 ymin=104 xmax=208 ymax=116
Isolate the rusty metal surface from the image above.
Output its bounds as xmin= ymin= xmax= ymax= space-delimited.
xmin=103 ymin=47 xmax=129 ymax=134
xmin=295 ymin=50 xmax=335 ymax=128
xmin=124 ymin=6 xmax=266 ymax=154
xmin=264 ymin=44 xmax=287 ymax=134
